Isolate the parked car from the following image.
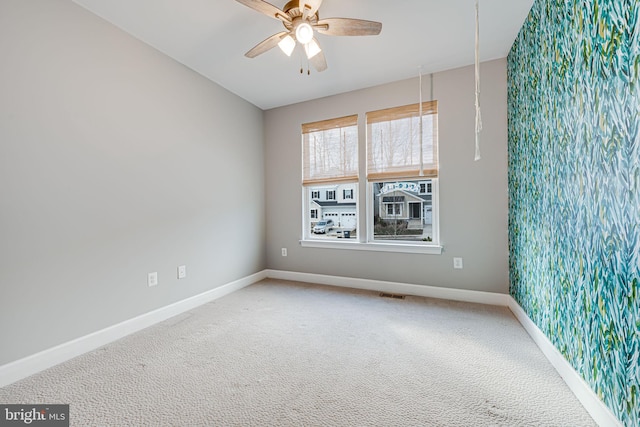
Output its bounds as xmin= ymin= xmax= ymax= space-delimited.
xmin=313 ymin=219 xmax=334 ymax=234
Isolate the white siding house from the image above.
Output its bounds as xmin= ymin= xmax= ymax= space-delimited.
xmin=309 ymin=183 xmax=357 ymax=230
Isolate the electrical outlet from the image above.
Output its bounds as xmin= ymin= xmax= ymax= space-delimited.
xmin=281 ymin=248 xmax=287 ymax=257
xmin=148 ymin=272 xmax=158 ymax=287
xmin=178 ymin=265 xmax=187 ymax=279
xmin=453 ymin=257 xmax=464 ymax=269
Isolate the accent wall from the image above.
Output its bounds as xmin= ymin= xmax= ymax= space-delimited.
xmin=508 ymin=1 xmax=639 ymax=425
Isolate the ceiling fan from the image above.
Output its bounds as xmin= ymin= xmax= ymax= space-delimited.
xmin=236 ymin=0 xmax=382 ymax=72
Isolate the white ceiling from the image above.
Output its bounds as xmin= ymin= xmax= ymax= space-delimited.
xmin=72 ymin=0 xmax=533 ymax=110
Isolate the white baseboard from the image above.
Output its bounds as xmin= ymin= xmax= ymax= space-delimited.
xmin=0 ymin=268 xmax=624 ymax=427
xmin=507 ymin=297 xmax=622 ymax=427
xmin=0 ymin=270 xmax=267 ymax=388
xmin=265 ymin=269 xmax=512 ymax=306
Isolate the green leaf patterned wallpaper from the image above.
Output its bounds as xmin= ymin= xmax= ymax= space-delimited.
xmin=507 ymin=0 xmax=639 ymax=425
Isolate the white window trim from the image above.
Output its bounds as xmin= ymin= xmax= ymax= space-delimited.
xmin=300 ymin=103 xmax=441 ymax=255
xmin=300 ymin=239 xmax=443 ymax=254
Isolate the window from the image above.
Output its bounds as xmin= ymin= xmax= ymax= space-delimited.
xmin=419 ymin=181 xmax=432 ymax=195
xmin=302 ymin=115 xmax=358 ymax=240
xmin=301 ymin=102 xmax=439 ymax=252
xmin=385 ymin=203 xmax=402 ymax=216
xmin=310 ymin=209 xmax=318 ymax=219
xmin=372 ymin=179 xmax=435 ymax=242
xmin=367 ymin=101 xmax=438 ymax=245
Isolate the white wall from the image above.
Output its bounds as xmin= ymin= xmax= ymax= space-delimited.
xmin=0 ymin=0 xmax=265 ymax=365
xmin=265 ymin=59 xmax=508 ymax=293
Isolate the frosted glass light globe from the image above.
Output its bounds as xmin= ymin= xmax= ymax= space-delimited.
xmin=295 ymin=22 xmax=314 ymax=45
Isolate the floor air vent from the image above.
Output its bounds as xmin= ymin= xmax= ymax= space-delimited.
xmin=379 ymin=292 xmax=406 ymax=300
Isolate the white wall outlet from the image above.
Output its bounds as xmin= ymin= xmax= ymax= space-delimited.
xmin=148 ymin=272 xmax=158 ymax=287
xmin=177 ymin=265 xmax=187 ymax=279
xmin=281 ymin=248 xmax=287 ymax=257
xmin=453 ymin=257 xmax=464 ymax=269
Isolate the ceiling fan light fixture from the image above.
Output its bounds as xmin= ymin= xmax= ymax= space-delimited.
xmin=304 ymin=39 xmax=321 ymax=59
xmin=295 ymin=22 xmax=314 ymax=45
xmin=278 ymin=35 xmax=296 ymax=56
xmin=236 ymin=0 xmax=382 ymax=73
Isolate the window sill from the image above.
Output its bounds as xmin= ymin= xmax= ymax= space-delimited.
xmin=299 ymin=239 xmax=443 ymax=255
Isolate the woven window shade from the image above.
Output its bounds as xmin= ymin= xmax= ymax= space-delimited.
xmin=366 ymin=101 xmax=438 ymax=181
xmin=302 ymin=115 xmax=358 ymax=186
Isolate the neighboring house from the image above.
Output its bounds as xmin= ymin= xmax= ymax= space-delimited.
xmin=375 ymin=180 xmax=433 ymax=225
xmin=309 ymin=184 xmax=357 ymax=229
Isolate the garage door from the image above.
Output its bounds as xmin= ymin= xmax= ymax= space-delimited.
xmin=340 ymin=213 xmax=357 ymax=229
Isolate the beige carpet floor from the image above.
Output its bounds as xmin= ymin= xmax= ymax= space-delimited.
xmin=0 ymin=279 xmax=596 ymax=426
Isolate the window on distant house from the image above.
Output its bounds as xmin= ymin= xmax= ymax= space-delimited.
xmin=302 ymin=115 xmax=358 ymax=240
xmin=310 ymin=209 xmax=318 ymax=219
xmin=367 ymin=101 xmax=439 ymax=244
xmin=343 ymin=189 xmax=353 ymax=200
xmin=385 ymin=202 xmax=402 ymax=216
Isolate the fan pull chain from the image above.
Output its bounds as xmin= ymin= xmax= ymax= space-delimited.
xmin=299 ymin=52 xmax=311 ymax=75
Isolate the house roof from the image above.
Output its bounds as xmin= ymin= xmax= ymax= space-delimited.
xmin=379 ymin=189 xmax=431 ymax=203
xmin=313 ymin=201 xmax=356 ymax=208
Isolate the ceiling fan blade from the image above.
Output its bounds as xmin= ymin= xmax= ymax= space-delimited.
xmin=309 ymin=47 xmax=327 ymax=72
xmin=315 ymin=18 xmax=382 ymax=36
xmin=236 ymin=0 xmax=291 ymax=24
xmin=245 ymin=31 xmax=288 ymax=58
xmin=300 ymin=0 xmax=323 ymax=20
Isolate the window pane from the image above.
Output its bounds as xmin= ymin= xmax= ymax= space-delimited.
xmin=372 ymin=179 xmax=434 ymax=242
xmin=366 ymin=101 xmax=438 ymax=180
xmin=302 ymin=115 xmax=358 ymax=185
xmin=307 ymin=184 xmax=357 ymax=240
